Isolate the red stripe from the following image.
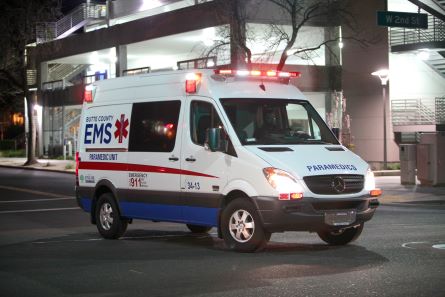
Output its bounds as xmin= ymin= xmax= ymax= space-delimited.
xmin=78 ymin=162 xmax=217 ymax=178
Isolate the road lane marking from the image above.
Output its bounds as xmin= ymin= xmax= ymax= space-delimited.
xmin=0 ymin=197 xmax=75 ymax=203
xmin=33 ymin=238 xmax=103 ymax=244
xmin=0 ymin=185 xmax=73 ymax=198
xmin=402 ymin=241 xmax=429 ymax=249
xmin=32 ymin=233 xmax=219 ymax=244
xmin=0 ymin=207 xmax=80 ymax=214
xmin=432 ymin=244 xmax=445 ymax=250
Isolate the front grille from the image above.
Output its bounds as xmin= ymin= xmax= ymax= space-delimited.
xmin=303 ymin=174 xmax=364 ymax=195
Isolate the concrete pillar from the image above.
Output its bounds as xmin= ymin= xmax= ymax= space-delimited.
xmin=115 ymin=45 xmax=127 ymax=77
xmin=229 ymin=0 xmax=247 ymax=68
xmin=324 ymin=26 xmax=341 ymax=67
xmin=39 ymin=61 xmax=49 ymax=88
xmin=341 ymin=0 xmax=398 ymax=165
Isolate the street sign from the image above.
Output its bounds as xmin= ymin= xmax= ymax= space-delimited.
xmin=377 ymin=11 xmax=428 ymax=29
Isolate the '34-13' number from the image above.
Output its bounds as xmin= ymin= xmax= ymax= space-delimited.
xmin=186 ymin=181 xmax=200 ymax=190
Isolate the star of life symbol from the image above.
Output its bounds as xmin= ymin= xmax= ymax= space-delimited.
xmin=114 ymin=114 xmax=129 ymax=143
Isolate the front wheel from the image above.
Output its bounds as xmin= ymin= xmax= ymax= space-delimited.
xmin=221 ymin=198 xmax=270 ymax=252
xmin=95 ymin=193 xmax=128 ymax=239
xmin=317 ymin=223 xmax=364 ymax=245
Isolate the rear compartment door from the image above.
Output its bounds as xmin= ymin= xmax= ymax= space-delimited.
xmin=77 ymin=104 xmax=131 ymax=210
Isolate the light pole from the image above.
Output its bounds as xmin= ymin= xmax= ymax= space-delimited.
xmin=372 ymin=69 xmax=389 ymax=170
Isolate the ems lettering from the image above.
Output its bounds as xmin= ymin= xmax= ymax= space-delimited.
xmin=84 ymin=123 xmax=112 ymax=144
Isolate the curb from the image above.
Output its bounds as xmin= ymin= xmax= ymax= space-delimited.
xmin=0 ymin=164 xmax=75 ymax=175
xmin=374 ymin=170 xmax=400 ymax=177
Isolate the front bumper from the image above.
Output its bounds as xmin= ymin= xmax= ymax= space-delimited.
xmin=253 ymin=195 xmax=379 ymax=233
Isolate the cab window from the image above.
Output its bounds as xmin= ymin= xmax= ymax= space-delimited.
xmin=190 ymin=101 xmax=223 ymax=146
xmin=221 ymin=98 xmax=338 ymax=145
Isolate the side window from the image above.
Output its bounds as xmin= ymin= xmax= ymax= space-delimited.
xmin=129 ymin=100 xmax=181 ymax=152
xmin=190 ymin=101 xmax=223 ymax=146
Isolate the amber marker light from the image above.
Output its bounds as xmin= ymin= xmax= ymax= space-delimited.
xmin=370 ymin=189 xmax=382 ymax=197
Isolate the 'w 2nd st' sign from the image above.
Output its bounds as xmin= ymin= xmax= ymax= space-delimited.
xmin=377 ymin=11 xmax=428 ymax=29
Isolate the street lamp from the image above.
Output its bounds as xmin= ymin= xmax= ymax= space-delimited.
xmin=372 ymin=69 xmax=389 ymax=170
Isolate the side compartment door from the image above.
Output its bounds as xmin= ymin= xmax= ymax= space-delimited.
xmin=180 ymin=97 xmax=232 ymax=226
xmin=121 ymin=99 xmax=184 ymax=222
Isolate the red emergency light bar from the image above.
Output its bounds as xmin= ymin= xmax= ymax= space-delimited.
xmin=214 ymin=69 xmax=301 ymax=78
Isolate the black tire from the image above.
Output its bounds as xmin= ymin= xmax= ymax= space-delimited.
xmin=186 ymin=224 xmax=212 ymax=234
xmin=95 ymin=193 xmax=128 ymax=239
xmin=221 ymin=198 xmax=270 ymax=252
xmin=317 ymin=223 xmax=364 ymax=245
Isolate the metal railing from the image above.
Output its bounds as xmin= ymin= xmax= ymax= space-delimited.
xmin=392 ymin=99 xmax=435 ymax=125
xmin=48 ymin=64 xmax=89 ymax=82
xmin=123 ymin=66 xmax=151 ymax=76
xmin=392 ymin=97 xmax=445 ymax=125
xmin=177 ymin=57 xmax=217 ymax=70
xmin=36 ymin=2 xmax=106 ymax=43
xmin=27 ymin=69 xmax=37 ymax=86
xmin=390 ymin=14 xmax=445 ymax=47
xmin=42 ymin=80 xmax=65 ymax=90
xmin=436 ymin=96 xmax=445 ymax=124
xmin=83 ymin=72 xmax=107 ymax=84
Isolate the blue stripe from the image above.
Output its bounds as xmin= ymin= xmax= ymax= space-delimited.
xmin=80 ymin=197 xmax=92 ymax=212
xmin=120 ymin=201 xmax=218 ymax=227
xmin=183 ymin=206 xmax=219 ymax=226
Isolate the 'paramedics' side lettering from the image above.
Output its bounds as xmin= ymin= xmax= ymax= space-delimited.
xmin=306 ymin=164 xmax=357 ymax=172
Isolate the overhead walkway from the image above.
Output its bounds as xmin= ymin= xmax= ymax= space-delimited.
xmin=389 ymin=1 xmax=445 ymax=134
xmin=36 ymin=3 xmax=106 ymax=44
xmin=390 ymin=0 xmax=445 ymax=77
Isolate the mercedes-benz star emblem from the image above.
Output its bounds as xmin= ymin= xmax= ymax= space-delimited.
xmin=331 ymin=176 xmax=346 ymax=193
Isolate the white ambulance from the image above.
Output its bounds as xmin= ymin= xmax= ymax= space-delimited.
xmin=75 ymin=68 xmax=381 ymax=252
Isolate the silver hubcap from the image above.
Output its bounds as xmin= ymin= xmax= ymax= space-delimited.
xmin=229 ymin=209 xmax=255 ymax=243
xmin=99 ymin=203 xmax=114 ymax=231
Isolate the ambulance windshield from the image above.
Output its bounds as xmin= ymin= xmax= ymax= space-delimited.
xmin=221 ymin=99 xmax=339 ymax=145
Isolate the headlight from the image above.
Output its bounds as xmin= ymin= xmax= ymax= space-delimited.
xmin=263 ymin=167 xmax=304 ymax=200
xmin=364 ymin=168 xmax=376 ymax=191
xmin=364 ymin=167 xmax=382 ymax=197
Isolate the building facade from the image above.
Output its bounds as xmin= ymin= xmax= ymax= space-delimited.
xmin=28 ymin=0 xmax=445 ymax=167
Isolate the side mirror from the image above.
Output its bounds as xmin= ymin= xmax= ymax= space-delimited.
xmin=206 ymin=127 xmax=227 ymax=152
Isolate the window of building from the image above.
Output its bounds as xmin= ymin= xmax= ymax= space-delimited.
xmin=190 ymin=101 xmax=223 ymax=146
xmin=129 ymin=100 xmax=181 ymax=152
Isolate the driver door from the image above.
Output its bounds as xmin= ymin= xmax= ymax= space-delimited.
xmin=180 ymin=97 xmax=231 ymax=226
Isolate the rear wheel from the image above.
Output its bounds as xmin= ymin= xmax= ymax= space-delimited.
xmin=317 ymin=223 xmax=364 ymax=245
xmin=186 ymin=224 xmax=212 ymax=234
xmin=95 ymin=193 xmax=128 ymax=239
xmin=221 ymin=198 xmax=270 ymax=252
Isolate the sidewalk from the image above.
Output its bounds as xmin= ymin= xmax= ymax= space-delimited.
xmin=375 ymin=176 xmax=445 ymax=205
xmin=0 ymin=158 xmax=444 ymax=204
xmin=0 ymin=157 xmax=75 ymax=174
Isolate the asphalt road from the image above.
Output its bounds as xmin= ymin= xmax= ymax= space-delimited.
xmin=0 ymin=167 xmax=444 ymax=297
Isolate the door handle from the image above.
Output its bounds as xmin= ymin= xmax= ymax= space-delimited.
xmin=185 ymin=157 xmax=196 ymax=162
xmin=169 ymin=156 xmax=179 ymax=161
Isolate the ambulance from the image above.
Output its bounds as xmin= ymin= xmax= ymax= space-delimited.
xmin=75 ymin=68 xmax=381 ymax=252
